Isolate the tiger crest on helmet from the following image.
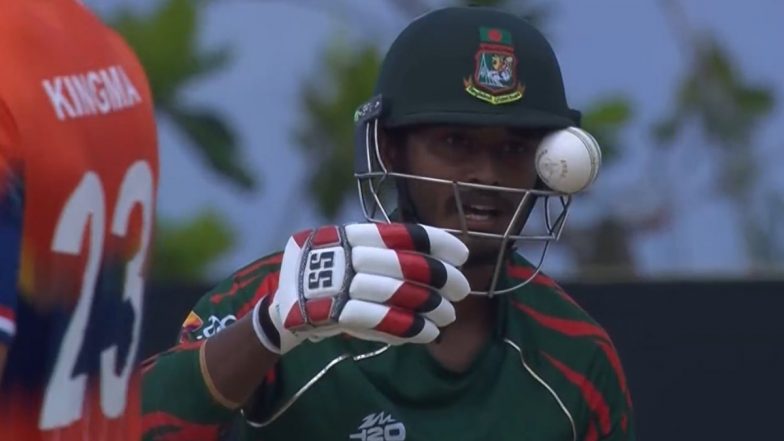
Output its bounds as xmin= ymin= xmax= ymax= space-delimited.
xmin=464 ymin=27 xmax=525 ymax=105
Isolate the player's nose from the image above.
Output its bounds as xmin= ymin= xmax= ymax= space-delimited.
xmin=463 ymin=149 xmax=503 ymax=187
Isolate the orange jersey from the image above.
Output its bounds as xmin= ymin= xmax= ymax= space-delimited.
xmin=0 ymin=1 xmax=159 ymax=440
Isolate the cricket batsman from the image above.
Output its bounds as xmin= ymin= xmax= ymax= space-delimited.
xmin=142 ymin=6 xmax=634 ymax=441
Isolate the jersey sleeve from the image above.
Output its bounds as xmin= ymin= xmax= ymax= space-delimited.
xmin=141 ymin=253 xmax=282 ymax=441
xmin=0 ymin=99 xmax=22 ymax=345
xmin=588 ymin=340 xmax=636 ymax=441
xmin=506 ymin=256 xmax=636 ymax=441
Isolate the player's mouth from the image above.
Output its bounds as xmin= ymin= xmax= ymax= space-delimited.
xmin=463 ymin=203 xmax=500 ymax=222
xmin=453 ymin=193 xmax=511 ymax=233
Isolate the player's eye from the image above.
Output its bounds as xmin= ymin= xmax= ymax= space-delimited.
xmin=426 ymin=131 xmax=474 ymax=163
xmin=443 ymin=132 xmax=471 ymax=149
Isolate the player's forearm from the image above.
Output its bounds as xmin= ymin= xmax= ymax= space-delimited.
xmin=142 ymin=341 xmax=234 ymax=441
xmin=203 ymin=313 xmax=280 ymax=406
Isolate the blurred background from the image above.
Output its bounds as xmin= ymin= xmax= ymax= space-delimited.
xmin=86 ymin=0 xmax=783 ymax=439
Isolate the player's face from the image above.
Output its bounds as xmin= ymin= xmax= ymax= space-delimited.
xmin=390 ymin=124 xmax=543 ymax=264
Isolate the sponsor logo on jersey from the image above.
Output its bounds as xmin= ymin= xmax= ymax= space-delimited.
xmin=181 ymin=311 xmax=204 ymax=333
xmin=196 ymin=314 xmax=237 ymax=340
xmin=41 ymin=64 xmax=143 ymax=121
xmin=180 ymin=313 xmax=237 ymax=340
xmin=349 ymin=412 xmax=406 ymax=441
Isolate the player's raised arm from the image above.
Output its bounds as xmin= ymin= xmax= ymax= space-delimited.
xmin=142 ymin=223 xmax=469 ymax=440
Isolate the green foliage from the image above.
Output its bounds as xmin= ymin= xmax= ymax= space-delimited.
xmin=111 ymin=0 xmax=256 ymax=191
xmin=295 ymin=39 xmax=382 ymax=219
xmin=151 ymin=210 xmax=234 ymax=283
xmin=109 ymin=0 xmax=248 ymax=282
xmin=580 ymin=97 xmax=633 ymax=163
xmin=652 ymin=34 xmax=777 ymax=264
xmin=167 ymin=105 xmax=255 ymax=189
xmin=653 ymin=38 xmax=774 ymax=148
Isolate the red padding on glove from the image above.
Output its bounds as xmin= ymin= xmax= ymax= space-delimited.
xmin=293 ymin=229 xmax=312 ymax=247
xmin=312 ymin=226 xmax=340 ymax=247
xmin=374 ymin=308 xmax=416 ymax=338
xmin=377 ymin=223 xmax=415 ymax=251
xmin=305 ymin=298 xmax=334 ymax=325
xmin=397 ymin=252 xmax=432 ymax=286
xmin=388 ymin=282 xmax=431 ymax=311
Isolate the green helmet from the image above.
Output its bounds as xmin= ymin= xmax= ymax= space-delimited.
xmin=354 ymin=7 xmax=597 ymax=295
xmin=356 ymin=6 xmax=581 ymax=129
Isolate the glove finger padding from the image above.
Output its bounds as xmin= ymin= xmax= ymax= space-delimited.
xmin=351 ymin=247 xmax=470 ymax=303
xmin=349 ymin=273 xmax=455 ymax=327
xmin=345 ymin=223 xmax=469 ymax=267
xmin=338 ymin=299 xmax=439 ymax=344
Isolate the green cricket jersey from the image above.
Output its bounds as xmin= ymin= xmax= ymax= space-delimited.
xmin=142 ymin=252 xmax=635 ymax=441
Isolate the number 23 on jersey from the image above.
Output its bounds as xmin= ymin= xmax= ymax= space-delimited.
xmin=39 ymin=160 xmax=154 ymax=430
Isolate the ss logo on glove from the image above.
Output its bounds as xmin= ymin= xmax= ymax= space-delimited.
xmin=307 ymin=250 xmax=336 ymax=290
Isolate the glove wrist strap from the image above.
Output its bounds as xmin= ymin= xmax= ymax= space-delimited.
xmin=253 ymin=296 xmax=282 ymax=354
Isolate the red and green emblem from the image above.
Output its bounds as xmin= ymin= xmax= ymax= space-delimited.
xmin=464 ymin=27 xmax=525 ymax=105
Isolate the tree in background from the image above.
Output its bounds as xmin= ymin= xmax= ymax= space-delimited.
xmin=111 ymin=0 xmax=251 ymax=282
xmin=654 ymin=0 xmax=778 ymax=268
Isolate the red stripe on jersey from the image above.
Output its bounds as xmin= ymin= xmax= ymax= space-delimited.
xmin=374 ymin=308 xmax=415 ymax=338
xmin=264 ymin=367 xmax=277 ymax=385
xmin=0 ymin=306 xmax=14 ymax=320
xmin=173 ymin=340 xmax=203 ymax=353
xmin=377 ymin=223 xmax=415 ymax=250
xmin=209 ymin=275 xmax=265 ymax=304
xmin=511 ymin=300 xmax=609 ymax=341
xmin=211 ymin=254 xmax=283 ymax=304
xmin=597 ymin=339 xmax=633 ymax=409
xmin=210 ymin=282 xmax=239 ymax=305
xmin=585 ymin=421 xmax=599 ymax=441
xmin=512 ymin=300 xmax=632 ymax=408
xmin=236 ymin=271 xmax=280 ymax=318
xmin=388 ymin=282 xmax=431 ymax=311
xmin=397 ymin=252 xmax=431 ymax=285
xmin=142 ymin=412 xmax=220 ymax=441
xmin=506 ymin=264 xmax=581 ymax=307
xmin=312 ymin=226 xmax=340 ymax=246
xmin=506 ymin=263 xmax=558 ymax=288
xmin=235 ymin=254 xmax=284 ymax=279
xmin=141 ymin=357 xmax=158 ymax=375
xmin=542 ymin=352 xmax=612 ymax=436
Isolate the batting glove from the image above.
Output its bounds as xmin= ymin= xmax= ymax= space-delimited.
xmin=252 ymin=223 xmax=470 ymax=354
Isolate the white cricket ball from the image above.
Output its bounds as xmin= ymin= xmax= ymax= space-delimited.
xmin=535 ymin=127 xmax=602 ymax=194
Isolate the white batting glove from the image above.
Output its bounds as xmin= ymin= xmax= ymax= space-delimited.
xmin=252 ymin=223 xmax=470 ymax=354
